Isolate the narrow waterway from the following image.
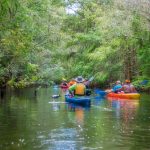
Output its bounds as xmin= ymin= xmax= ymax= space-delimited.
xmin=0 ymin=87 xmax=150 ymax=150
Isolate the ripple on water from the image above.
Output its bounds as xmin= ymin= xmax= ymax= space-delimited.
xmin=37 ymin=135 xmax=46 ymax=139
xmin=40 ymin=139 xmax=82 ymax=150
xmin=81 ymin=146 xmax=103 ymax=150
xmin=38 ymin=128 xmax=84 ymax=149
xmin=92 ymin=106 xmax=112 ymax=112
xmin=49 ymin=128 xmax=78 ymax=139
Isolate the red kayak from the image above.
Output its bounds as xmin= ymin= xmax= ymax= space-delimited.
xmin=60 ymin=84 xmax=68 ymax=89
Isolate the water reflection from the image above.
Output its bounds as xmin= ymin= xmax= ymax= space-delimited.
xmin=66 ymin=103 xmax=90 ymax=126
xmin=51 ymin=102 xmax=61 ymax=111
xmin=93 ymin=96 xmax=106 ymax=106
xmin=108 ymin=97 xmax=139 ymax=120
xmin=48 ymin=100 xmax=66 ymax=111
xmin=52 ymin=86 xmax=59 ymax=95
xmin=46 ymin=128 xmax=80 ymax=150
xmin=45 ymin=103 xmax=90 ymax=149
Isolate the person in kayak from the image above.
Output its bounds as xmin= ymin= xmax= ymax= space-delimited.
xmin=112 ymin=80 xmax=122 ymax=93
xmin=68 ymin=78 xmax=76 ymax=87
xmin=122 ymin=80 xmax=137 ymax=93
xmin=69 ymin=76 xmax=86 ymax=96
xmin=60 ymin=78 xmax=68 ymax=87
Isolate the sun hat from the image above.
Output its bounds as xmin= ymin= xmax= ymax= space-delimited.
xmin=75 ymin=76 xmax=85 ymax=83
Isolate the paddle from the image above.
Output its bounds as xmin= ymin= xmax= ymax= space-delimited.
xmin=89 ymin=76 xmax=94 ymax=82
xmin=84 ymin=76 xmax=94 ymax=96
xmin=85 ymin=76 xmax=94 ymax=86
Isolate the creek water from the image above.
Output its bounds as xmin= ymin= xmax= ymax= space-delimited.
xmin=0 ymin=87 xmax=150 ymax=150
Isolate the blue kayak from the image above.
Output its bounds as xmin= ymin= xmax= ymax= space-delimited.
xmin=94 ymin=89 xmax=106 ymax=97
xmin=65 ymin=95 xmax=91 ymax=106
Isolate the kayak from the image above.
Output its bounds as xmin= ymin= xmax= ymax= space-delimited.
xmin=65 ymin=95 xmax=91 ymax=106
xmin=94 ymin=89 xmax=106 ymax=97
xmin=107 ymin=92 xmax=140 ymax=99
xmin=85 ymin=89 xmax=92 ymax=96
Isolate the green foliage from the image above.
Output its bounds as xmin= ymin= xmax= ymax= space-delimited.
xmin=62 ymin=0 xmax=150 ymax=86
xmin=132 ymin=76 xmax=150 ymax=90
xmin=0 ymin=0 xmax=150 ymax=88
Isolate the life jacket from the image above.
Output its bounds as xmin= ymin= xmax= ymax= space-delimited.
xmin=123 ymin=84 xmax=135 ymax=93
xmin=75 ymin=83 xmax=85 ymax=95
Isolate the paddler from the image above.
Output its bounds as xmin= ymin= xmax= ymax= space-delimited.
xmin=69 ymin=76 xmax=86 ymax=96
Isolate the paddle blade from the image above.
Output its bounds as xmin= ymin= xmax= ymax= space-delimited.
xmin=89 ymin=76 xmax=94 ymax=82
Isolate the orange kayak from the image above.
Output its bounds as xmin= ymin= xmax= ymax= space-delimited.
xmin=107 ymin=92 xmax=140 ymax=99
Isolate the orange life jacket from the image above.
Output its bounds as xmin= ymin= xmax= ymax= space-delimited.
xmin=75 ymin=83 xmax=85 ymax=95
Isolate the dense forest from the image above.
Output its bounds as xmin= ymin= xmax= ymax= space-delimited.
xmin=0 ymin=0 xmax=150 ymax=89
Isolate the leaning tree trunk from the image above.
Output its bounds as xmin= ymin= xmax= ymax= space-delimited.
xmin=123 ymin=46 xmax=138 ymax=80
xmin=124 ymin=47 xmax=131 ymax=80
xmin=130 ymin=47 xmax=139 ymax=78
